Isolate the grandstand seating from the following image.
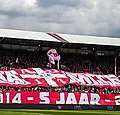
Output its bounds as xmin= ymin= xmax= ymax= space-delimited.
xmin=0 ymin=47 xmax=116 ymax=75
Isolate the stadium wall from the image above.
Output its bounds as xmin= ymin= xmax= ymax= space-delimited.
xmin=0 ymin=104 xmax=120 ymax=110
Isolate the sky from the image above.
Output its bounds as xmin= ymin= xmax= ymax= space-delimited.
xmin=0 ymin=0 xmax=120 ymax=38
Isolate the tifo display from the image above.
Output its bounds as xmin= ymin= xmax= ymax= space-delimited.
xmin=0 ymin=91 xmax=120 ymax=105
xmin=0 ymin=68 xmax=120 ymax=87
xmin=0 ymin=68 xmax=119 ymax=105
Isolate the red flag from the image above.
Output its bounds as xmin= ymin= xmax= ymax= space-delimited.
xmin=47 ymin=49 xmax=60 ymax=64
xmin=49 ymin=56 xmax=55 ymax=64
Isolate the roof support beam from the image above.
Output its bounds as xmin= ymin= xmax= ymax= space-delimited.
xmin=0 ymin=37 xmax=4 ymax=43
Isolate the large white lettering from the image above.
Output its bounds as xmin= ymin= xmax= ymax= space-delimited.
xmin=0 ymin=72 xmax=7 ymax=83
xmin=0 ymin=93 xmax=3 ymax=103
xmin=79 ymin=93 xmax=89 ymax=104
xmin=115 ymin=96 xmax=120 ymax=105
xmin=56 ymin=93 xmax=65 ymax=104
xmin=33 ymin=68 xmax=58 ymax=86
xmin=40 ymin=92 xmax=50 ymax=104
xmin=5 ymin=71 xmax=24 ymax=84
xmin=90 ymin=93 xmax=100 ymax=105
xmin=66 ymin=93 xmax=77 ymax=104
xmin=77 ymin=74 xmax=93 ymax=84
xmin=12 ymin=93 xmax=21 ymax=104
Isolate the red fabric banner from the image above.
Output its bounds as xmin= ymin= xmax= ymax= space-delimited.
xmin=47 ymin=49 xmax=60 ymax=64
xmin=0 ymin=68 xmax=120 ymax=87
xmin=0 ymin=91 xmax=120 ymax=105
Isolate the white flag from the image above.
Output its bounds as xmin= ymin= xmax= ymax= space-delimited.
xmin=47 ymin=49 xmax=60 ymax=64
xmin=16 ymin=58 xmax=19 ymax=63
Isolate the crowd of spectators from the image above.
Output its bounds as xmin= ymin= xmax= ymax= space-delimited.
xmin=0 ymin=47 xmax=116 ymax=75
xmin=60 ymin=53 xmax=102 ymax=74
xmin=0 ymin=85 xmax=120 ymax=94
xmin=95 ymin=55 xmax=115 ymax=74
xmin=0 ymin=48 xmax=47 ymax=70
xmin=0 ymin=47 xmax=119 ymax=94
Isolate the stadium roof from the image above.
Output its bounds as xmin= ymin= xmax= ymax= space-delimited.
xmin=0 ymin=29 xmax=60 ymax=42
xmin=0 ymin=28 xmax=120 ymax=47
xmin=57 ymin=33 xmax=120 ymax=46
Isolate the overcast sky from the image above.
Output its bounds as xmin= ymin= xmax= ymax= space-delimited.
xmin=0 ymin=0 xmax=120 ymax=38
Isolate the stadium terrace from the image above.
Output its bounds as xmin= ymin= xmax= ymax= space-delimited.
xmin=0 ymin=29 xmax=120 ymax=106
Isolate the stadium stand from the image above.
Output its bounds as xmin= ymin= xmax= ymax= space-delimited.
xmin=0 ymin=85 xmax=120 ymax=94
xmin=0 ymin=47 xmax=114 ymax=74
xmin=0 ymin=28 xmax=120 ymax=98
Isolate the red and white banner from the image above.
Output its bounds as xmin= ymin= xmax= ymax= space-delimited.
xmin=0 ymin=68 xmax=120 ymax=87
xmin=0 ymin=91 xmax=120 ymax=105
xmin=47 ymin=49 xmax=60 ymax=64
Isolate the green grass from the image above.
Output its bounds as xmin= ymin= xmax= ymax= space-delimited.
xmin=0 ymin=110 xmax=120 ymax=115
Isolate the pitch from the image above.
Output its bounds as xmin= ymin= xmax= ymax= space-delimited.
xmin=0 ymin=110 xmax=120 ymax=115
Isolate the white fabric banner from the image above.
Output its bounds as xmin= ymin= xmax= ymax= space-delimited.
xmin=47 ymin=49 xmax=60 ymax=64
